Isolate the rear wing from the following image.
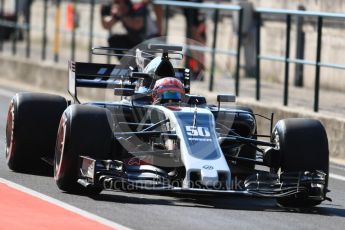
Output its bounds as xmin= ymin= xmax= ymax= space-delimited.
xmin=68 ymin=61 xmax=190 ymax=103
xmin=68 ymin=61 xmax=140 ymax=102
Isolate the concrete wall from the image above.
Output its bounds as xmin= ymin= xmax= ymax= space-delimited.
xmin=0 ymin=54 xmax=344 ymax=161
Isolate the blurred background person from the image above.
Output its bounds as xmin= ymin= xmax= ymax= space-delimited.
xmin=142 ymin=0 xmax=163 ymax=36
xmin=178 ymin=0 xmax=206 ymax=81
xmin=7 ymin=0 xmax=34 ymax=40
xmin=100 ymin=0 xmax=159 ymax=56
xmin=17 ymin=0 xmax=34 ymax=24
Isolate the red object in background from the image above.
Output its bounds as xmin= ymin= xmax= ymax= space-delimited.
xmin=188 ymin=58 xmax=198 ymax=72
xmin=186 ymin=21 xmax=206 ymax=81
xmin=66 ymin=3 xmax=74 ymax=31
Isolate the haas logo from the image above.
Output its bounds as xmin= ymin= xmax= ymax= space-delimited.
xmin=202 ymin=165 xmax=214 ymax=170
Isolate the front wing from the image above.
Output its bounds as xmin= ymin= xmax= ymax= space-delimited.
xmin=78 ymin=156 xmax=328 ymax=201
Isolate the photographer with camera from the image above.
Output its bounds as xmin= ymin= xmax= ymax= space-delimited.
xmin=101 ymin=0 xmax=159 ymax=54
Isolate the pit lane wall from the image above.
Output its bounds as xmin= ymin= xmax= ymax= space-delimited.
xmin=1 ymin=54 xmax=344 ymax=161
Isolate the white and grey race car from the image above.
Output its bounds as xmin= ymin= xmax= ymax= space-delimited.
xmin=5 ymin=44 xmax=330 ymax=208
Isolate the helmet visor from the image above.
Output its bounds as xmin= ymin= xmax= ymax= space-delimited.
xmin=158 ymin=90 xmax=182 ymax=101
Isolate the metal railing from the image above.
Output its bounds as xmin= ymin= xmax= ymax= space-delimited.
xmin=1 ymin=0 xmax=345 ymax=112
xmin=0 ymin=0 xmax=98 ymax=62
xmin=254 ymin=7 xmax=345 ymax=112
xmin=157 ymin=1 xmax=345 ymax=112
xmin=154 ymin=0 xmax=243 ymax=94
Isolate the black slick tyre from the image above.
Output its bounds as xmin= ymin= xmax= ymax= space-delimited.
xmin=5 ymin=93 xmax=67 ymax=172
xmin=273 ymin=118 xmax=329 ymax=208
xmin=54 ymin=104 xmax=113 ymax=194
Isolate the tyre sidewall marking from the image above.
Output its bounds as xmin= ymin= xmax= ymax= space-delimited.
xmin=5 ymin=100 xmax=16 ymax=164
xmin=54 ymin=115 xmax=67 ymax=181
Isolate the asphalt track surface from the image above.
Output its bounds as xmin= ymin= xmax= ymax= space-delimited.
xmin=0 ymin=85 xmax=345 ymax=230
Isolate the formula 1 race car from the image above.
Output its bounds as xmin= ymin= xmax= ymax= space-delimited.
xmin=5 ymin=44 xmax=330 ymax=208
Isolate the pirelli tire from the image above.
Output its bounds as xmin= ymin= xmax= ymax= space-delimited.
xmin=54 ymin=104 xmax=114 ymax=194
xmin=273 ymin=118 xmax=329 ymax=208
xmin=5 ymin=93 xmax=68 ymax=172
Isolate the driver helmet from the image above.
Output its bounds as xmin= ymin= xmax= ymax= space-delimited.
xmin=152 ymin=77 xmax=185 ymax=104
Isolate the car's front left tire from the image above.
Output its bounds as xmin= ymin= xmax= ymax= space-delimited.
xmin=54 ymin=104 xmax=114 ymax=194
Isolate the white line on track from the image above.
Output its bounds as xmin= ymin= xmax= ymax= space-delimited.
xmin=0 ymin=88 xmax=15 ymax=98
xmin=0 ymin=177 xmax=132 ymax=230
xmin=330 ymin=164 xmax=345 ymax=172
xmin=329 ymin=173 xmax=345 ymax=182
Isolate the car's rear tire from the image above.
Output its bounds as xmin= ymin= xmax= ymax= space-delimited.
xmin=273 ymin=118 xmax=329 ymax=207
xmin=5 ymin=93 xmax=67 ymax=172
xmin=54 ymin=105 xmax=113 ymax=194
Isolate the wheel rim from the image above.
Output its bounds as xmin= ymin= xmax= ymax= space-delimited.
xmin=5 ymin=101 xmax=15 ymax=163
xmin=54 ymin=116 xmax=66 ymax=181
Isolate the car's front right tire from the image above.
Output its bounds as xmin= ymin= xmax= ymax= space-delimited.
xmin=6 ymin=93 xmax=67 ymax=172
xmin=273 ymin=118 xmax=329 ymax=208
